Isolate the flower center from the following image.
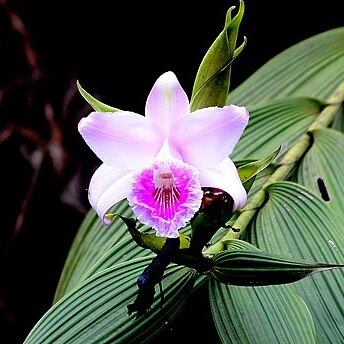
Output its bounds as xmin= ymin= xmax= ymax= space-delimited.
xmin=153 ymin=163 xmax=181 ymax=220
xmin=127 ymin=158 xmax=203 ymax=238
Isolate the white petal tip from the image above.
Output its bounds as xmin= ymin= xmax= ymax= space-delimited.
xmin=228 ymin=104 xmax=250 ymax=121
xmin=77 ymin=117 xmax=87 ymax=132
xmin=156 ymin=71 xmax=179 ymax=86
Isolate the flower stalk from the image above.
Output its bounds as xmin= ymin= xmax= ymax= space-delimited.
xmin=204 ymin=80 xmax=344 ymax=256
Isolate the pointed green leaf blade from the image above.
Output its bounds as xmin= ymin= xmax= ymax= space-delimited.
xmin=77 ymin=80 xmax=119 ymax=112
xmin=238 ymin=146 xmax=280 ymax=192
xmin=210 ymin=249 xmax=343 ymax=286
xmin=190 ymin=0 xmax=245 ymax=110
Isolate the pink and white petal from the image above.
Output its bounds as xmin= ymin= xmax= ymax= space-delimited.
xmin=88 ymin=163 xmax=133 ymax=225
xmin=198 ymin=158 xmax=247 ymax=210
xmin=145 ymin=71 xmax=190 ymax=135
xmin=170 ymin=105 xmax=249 ymax=168
xmin=78 ymin=111 xmax=164 ymax=169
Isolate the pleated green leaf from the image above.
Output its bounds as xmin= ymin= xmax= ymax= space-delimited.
xmin=210 ymin=249 xmax=343 ymax=286
xmin=228 ymin=27 xmax=344 ymax=106
xmin=246 ymin=182 xmax=344 ymax=343
xmin=296 ymin=128 xmax=344 ymax=223
xmin=25 ymin=257 xmax=198 ymax=344
xmin=210 ymin=182 xmax=344 ymax=343
xmin=231 ymin=97 xmax=324 ymax=160
xmin=225 ymin=238 xmax=260 ymax=251
xmin=54 ymin=200 xmax=147 ymax=302
xmin=210 ymin=282 xmax=316 ymax=344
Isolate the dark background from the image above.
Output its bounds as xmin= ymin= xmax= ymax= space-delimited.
xmin=0 ymin=1 xmax=342 ymax=343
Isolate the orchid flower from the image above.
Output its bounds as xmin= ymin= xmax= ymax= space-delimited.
xmin=78 ymin=71 xmax=249 ymax=238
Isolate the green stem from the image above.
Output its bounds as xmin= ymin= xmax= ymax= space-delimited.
xmin=204 ymin=81 xmax=344 ymax=256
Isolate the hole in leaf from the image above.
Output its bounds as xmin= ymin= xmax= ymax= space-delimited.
xmin=317 ymin=178 xmax=330 ymax=201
